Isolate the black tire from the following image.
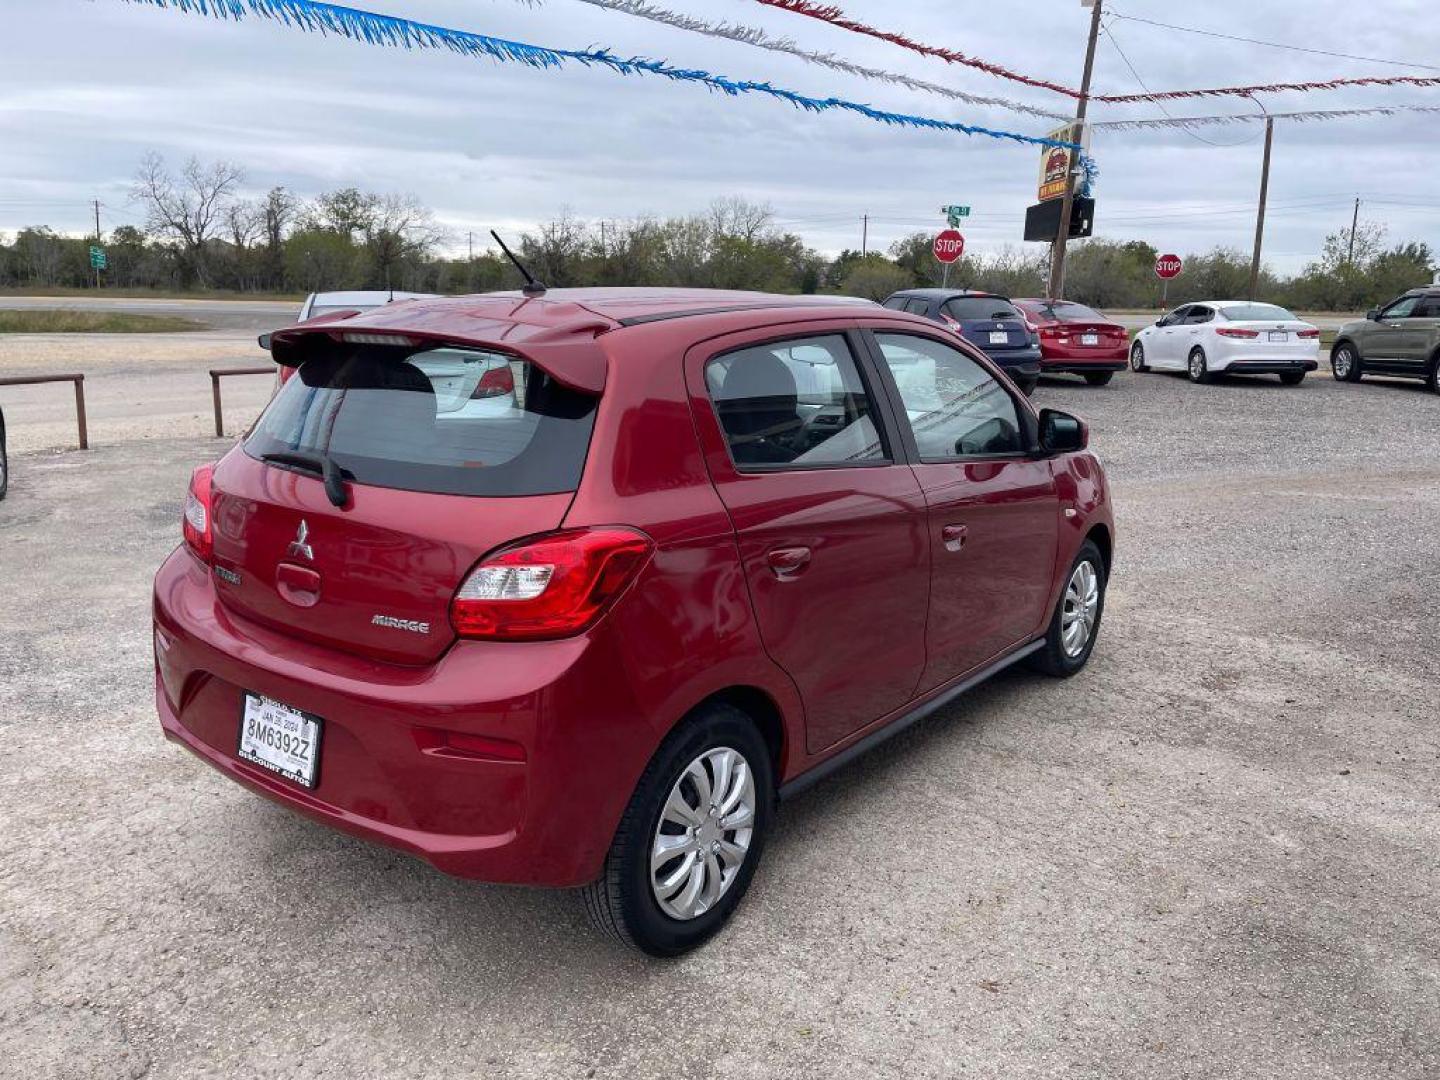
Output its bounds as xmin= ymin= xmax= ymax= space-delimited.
xmin=1028 ymin=540 xmax=1107 ymax=678
xmin=582 ymin=702 xmax=774 ymax=957
xmin=1083 ymin=371 xmax=1114 ymax=387
xmin=1331 ymin=341 xmax=1362 ymax=382
xmin=0 ymin=412 xmax=7 ymax=501
xmin=1129 ymin=341 xmax=1149 ymax=372
xmin=1018 ymin=378 xmax=1038 ymax=397
xmin=1187 ymin=347 xmax=1212 ymax=385
xmin=1279 ymin=371 xmax=1305 ymax=386
xmin=1427 ymin=354 xmax=1440 ymax=394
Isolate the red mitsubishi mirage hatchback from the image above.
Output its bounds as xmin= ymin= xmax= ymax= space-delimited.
xmin=153 ymin=288 xmax=1113 ymax=955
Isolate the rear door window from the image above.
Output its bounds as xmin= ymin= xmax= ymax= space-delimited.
xmin=1185 ymin=306 xmax=1215 ymax=324
xmin=705 ymin=334 xmax=887 ymax=469
xmin=244 ymin=345 xmax=596 ymax=496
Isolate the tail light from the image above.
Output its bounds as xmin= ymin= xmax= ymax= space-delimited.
xmin=1216 ymin=327 xmax=1260 ymax=339
xmin=471 ymin=365 xmax=515 ymax=400
xmin=182 ymin=463 xmax=215 ymax=565
xmin=451 ymin=527 xmax=655 ymax=641
xmin=940 ymin=313 xmax=962 ymax=331
xmin=1297 ymin=328 xmax=1320 ymax=339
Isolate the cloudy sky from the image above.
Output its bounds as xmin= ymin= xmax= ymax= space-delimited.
xmin=2 ymin=0 xmax=1437 ymax=273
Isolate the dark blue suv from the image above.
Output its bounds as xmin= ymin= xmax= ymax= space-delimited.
xmin=882 ymin=289 xmax=1042 ymax=394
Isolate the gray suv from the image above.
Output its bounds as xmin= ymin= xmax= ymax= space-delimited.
xmin=1331 ymin=288 xmax=1440 ymax=391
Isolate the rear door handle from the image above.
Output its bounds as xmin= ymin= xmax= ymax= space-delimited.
xmin=941 ymin=524 xmax=968 ymax=552
xmin=766 ymin=546 xmax=812 ymax=579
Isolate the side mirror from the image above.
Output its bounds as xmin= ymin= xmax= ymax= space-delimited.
xmin=1039 ymin=409 xmax=1088 ymax=454
xmin=1366 ymin=308 xmax=1380 ymax=321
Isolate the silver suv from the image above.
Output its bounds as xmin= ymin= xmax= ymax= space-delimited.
xmin=1331 ymin=288 xmax=1440 ymax=391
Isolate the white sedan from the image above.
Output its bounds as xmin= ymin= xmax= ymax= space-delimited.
xmin=1129 ymin=301 xmax=1320 ymax=385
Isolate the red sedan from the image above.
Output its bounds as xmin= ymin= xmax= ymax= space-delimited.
xmin=1013 ymin=299 xmax=1130 ymax=386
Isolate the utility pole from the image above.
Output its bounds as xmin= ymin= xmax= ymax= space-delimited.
xmin=93 ymin=199 xmax=103 ymax=291
xmin=1047 ymin=0 xmax=1103 ymax=301
xmin=861 ymin=213 xmax=868 ymax=258
xmin=1347 ymin=197 xmax=1360 ymax=265
xmin=467 ymin=230 xmax=474 ymax=261
xmin=1247 ymin=116 xmax=1274 ymax=301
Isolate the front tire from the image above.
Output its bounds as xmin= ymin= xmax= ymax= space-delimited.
xmin=1188 ymin=347 xmax=1212 ymax=384
xmin=1427 ymin=355 xmax=1440 ymax=394
xmin=582 ymin=702 xmax=774 ymax=957
xmin=1130 ymin=341 xmax=1149 ymax=372
xmin=1029 ymin=540 xmax=1107 ymax=677
xmin=0 ymin=420 xmax=7 ymax=501
xmin=1279 ymin=371 xmax=1305 ymax=386
xmin=1331 ymin=342 xmax=1362 ymax=382
xmin=1083 ymin=371 xmax=1115 ymax=387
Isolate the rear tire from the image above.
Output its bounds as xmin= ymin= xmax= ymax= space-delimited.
xmin=0 ymin=415 xmax=7 ymax=501
xmin=1279 ymin=371 xmax=1305 ymax=386
xmin=1427 ymin=354 xmax=1440 ymax=394
xmin=1028 ymin=540 xmax=1106 ymax=678
xmin=1018 ymin=379 xmax=1038 ymax=397
xmin=1331 ymin=342 xmax=1362 ymax=382
xmin=1187 ymin=347 xmax=1212 ymax=384
xmin=1083 ymin=371 xmax=1114 ymax=387
xmin=1129 ymin=341 xmax=1149 ymax=373
xmin=582 ymin=702 xmax=774 ymax=957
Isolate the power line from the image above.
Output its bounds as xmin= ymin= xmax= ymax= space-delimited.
xmin=1101 ymin=20 xmax=1265 ymax=149
xmin=1106 ymin=10 xmax=1440 ymax=72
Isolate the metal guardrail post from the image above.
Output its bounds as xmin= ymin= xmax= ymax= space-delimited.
xmin=0 ymin=373 xmax=89 ymax=450
xmin=208 ymin=367 xmax=274 ymax=438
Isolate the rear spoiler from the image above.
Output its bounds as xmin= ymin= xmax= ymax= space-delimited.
xmin=259 ymin=319 xmax=609 ymax=395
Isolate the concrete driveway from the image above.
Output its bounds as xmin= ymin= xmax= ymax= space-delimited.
xmin=0 ymin=366 xmax=1436 ymax=1079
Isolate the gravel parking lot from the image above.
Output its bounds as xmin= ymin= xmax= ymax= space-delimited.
xmin=1 ymin=364 xmax=1436 ymax=1079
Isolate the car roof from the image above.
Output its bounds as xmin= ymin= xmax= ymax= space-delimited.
xmin=888 ymin=288 xmax=1005 ymax=301
xmin=307 ymin=290 xmax=439 ymax=306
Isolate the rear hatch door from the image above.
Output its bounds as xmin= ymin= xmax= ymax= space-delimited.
xmin=939 ymin=296 xmax=1032 ymax=352
xmin=210 ymin=343 xmax=597 ymax=665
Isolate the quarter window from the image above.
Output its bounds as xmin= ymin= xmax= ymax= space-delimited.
xmin=705 ymin=335 xmax=886 ymax=469
xmin=874 ymin=334 xmax=1025 ymax=460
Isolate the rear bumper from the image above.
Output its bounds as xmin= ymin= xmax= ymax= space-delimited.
xmin=1215 ymin=358 xmax=1320 ymax=374
xmin=152 ymin=548 xmax=656 ymax=886
xmin=986 ymin=346 xmax=1043 ymax=380
xmin=1040 ymin=358 xmax=1128 ymax=374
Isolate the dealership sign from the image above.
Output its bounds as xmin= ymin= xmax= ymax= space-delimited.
xmin=1037 ymin=123 xmax=1089 ymax=203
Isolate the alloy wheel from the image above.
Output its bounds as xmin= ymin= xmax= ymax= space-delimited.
xmin=1189 ymin=350 xmax=1205 ymax=381
xmin=1130 ymin=343 xmax=1145 ymax=371
xmin=1332 ymin=347 xmax=1352 ymax=380
xmin=650 ymin=746 xmax=756 ymax=921
xmin=1061 ymin=560 xmax=1100 ymax=658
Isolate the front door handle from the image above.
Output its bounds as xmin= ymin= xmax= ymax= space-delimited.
xmin=941 ymin=524 xmax=968 ymax=553
xmin=766 ymin=546 xmax=812 ymax=579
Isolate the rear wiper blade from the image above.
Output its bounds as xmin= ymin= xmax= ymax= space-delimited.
xmin=261 ymin=451 xmax=352 ymax=508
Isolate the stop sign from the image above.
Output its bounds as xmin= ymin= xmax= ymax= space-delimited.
xmin=933 ymin=229 xmax=966 ymax=264
xmin=1154 ymin=253 xmax=1183 ymax=280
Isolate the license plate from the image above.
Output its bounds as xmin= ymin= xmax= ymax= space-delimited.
xmin=989 ymin=331 xmax=1009 ymax=344
xmin=238 ymin=693 xmax=322 ymax=788
xmin=1080 ymin=333 xmax=1099 ymax=346
xmin=1269 ymin=331 xmax=1288 ymax=342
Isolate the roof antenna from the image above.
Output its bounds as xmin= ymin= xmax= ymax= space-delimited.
xmin=490 ymin=230 xmax=547 ymax=298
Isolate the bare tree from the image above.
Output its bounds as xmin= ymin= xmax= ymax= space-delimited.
xmin=132 ymin=152 xmax=244 ymax=286
xmin=367 ymin=193 xmax=442 ymax=288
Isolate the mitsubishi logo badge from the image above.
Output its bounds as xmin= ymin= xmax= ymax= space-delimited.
xmin=287 ymin=519 xmax=314 ymax=562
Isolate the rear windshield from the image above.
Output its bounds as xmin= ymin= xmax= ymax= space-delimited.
xmin=245 ymin=345 xmax=596 ymax=497
xmin=304 ymin=304 xmax=377 ymax=320
xmin=1220 ymin=303 xmax=1296 ymax=321
xmin=942 ymin=297 xmax=1021 ymax=321
xmin=1026 ymin=301 xmax=1108 ymax=322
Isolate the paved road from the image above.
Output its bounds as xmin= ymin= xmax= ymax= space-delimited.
xmin=1 ymin=368 xmax=1436 ymax=1079
xmin=0 ymin=295 xmax=299 ymax=332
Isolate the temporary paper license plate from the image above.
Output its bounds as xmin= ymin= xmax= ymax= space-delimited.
xmin=989 ymin=331 xmax=1009 ymax=344
xmin=1269 ymin=331 xmax=1288 ymax=342
xmin=1080 ymin=333 xmax=1099 ymax=346
xmin=238 ymin=692 xmax=322 ymax=788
